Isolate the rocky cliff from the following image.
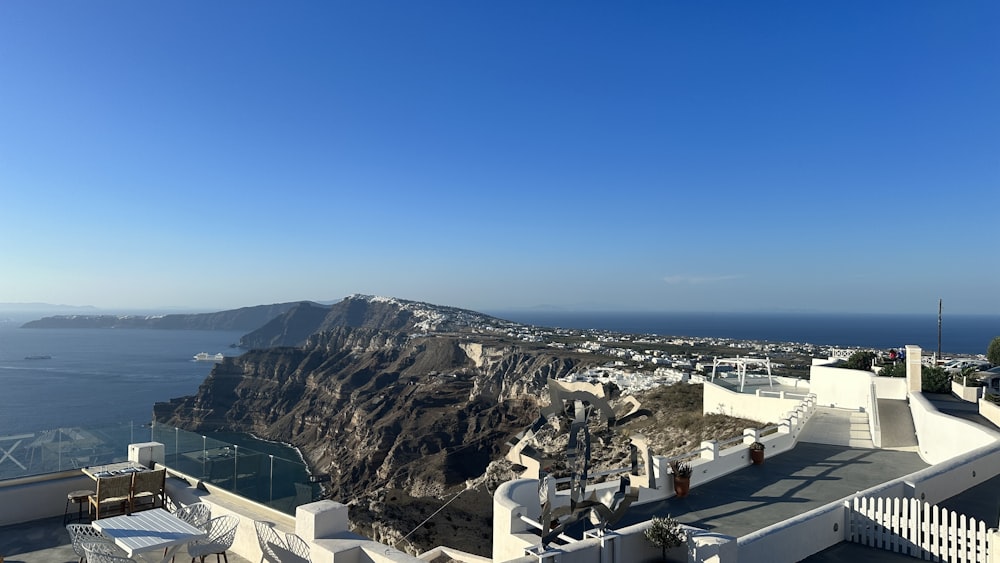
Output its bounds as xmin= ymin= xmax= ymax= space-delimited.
xmin=156 ymin=325 xmax=587 ymax=500
xmin=237 ymin=294 xmax=516 ymax=349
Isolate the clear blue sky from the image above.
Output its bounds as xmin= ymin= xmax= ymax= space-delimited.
xmin=1 ymin=2 xmax=997 ymax=314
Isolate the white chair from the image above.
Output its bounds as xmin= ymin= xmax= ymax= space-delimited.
xmin=66 ymin=524 xmax=123 ymax=563
xmin=285 ymin=532 xmax=312 ymax=562
xmin=253 ymin=520 xmax=287 ymax=563
xmin=175 ymin=502 xmax=212 ymax=529
xmin=169 ymin=502 xmax=212 ymax=561
xmin=80 ymin=539 xmax=136 ymax=563
xmin=187 ymin=514 xmax=239 ymax=563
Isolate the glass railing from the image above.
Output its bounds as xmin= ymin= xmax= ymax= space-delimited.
xmin=0 ymin=421 xmax=318 ymax=515
xmin=0 ymin=421 xmax=141 ymax=481
xmin=150 ymin=422 xmax=318 ymax=514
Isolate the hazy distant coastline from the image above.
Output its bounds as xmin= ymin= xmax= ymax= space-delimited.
xmin=491 ymin=311 xmax=1000 ymax=356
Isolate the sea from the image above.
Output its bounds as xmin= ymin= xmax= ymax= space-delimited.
xmin=0 ymin=319 xmax=312 ymax=506
xmin=489 ymin=311 xmax=1000 ymax=356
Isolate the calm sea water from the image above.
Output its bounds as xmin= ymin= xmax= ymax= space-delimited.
xmin=0 ymin=321 xmax=312 ymax=507
xmin=490 ymin=311 xmax=1000 ymax=356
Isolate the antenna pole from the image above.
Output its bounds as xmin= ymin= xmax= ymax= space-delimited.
xmin=937 ymin=298 xmax=942 ymax=362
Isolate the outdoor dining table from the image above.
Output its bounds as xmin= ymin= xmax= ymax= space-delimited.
xmin=92 ymin=508 xmax=207 ymax=563
xmin=82 ymin=461 xmax=148 ymax=480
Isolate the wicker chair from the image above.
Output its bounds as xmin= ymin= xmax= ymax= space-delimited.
xmin=187 ymin=515 xmax=239 ymax=563
xmin=130 ymin=468 xmax=166 ymax=512
xmin=253 ymin=520 xmax=287 ymax=563
xmin=284 ymin=532 xmax=312 ymax=562
xmin=79 ymin=539 xmax=136 ymax=563
xmin=66 ymin=524 xmax=121 ymax=563
xmin=88 ymin=474 xmax=132 ymax=520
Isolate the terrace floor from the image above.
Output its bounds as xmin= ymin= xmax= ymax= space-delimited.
xmin=617 ymin=441 xmax=929 ymax=537
xmin=0 ymin=514 xmax=254 ymax=563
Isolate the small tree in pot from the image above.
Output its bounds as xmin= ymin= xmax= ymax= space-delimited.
xmin=645 ymin=515 xmax=684 ymax=562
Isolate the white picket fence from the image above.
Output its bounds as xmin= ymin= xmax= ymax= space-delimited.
xmin=847 ymin=496 xmax=993 ymax=562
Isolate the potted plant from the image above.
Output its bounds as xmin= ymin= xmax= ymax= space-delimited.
xmin=670 ymin=461 xmax=692 ymax=498
xmin=644 ymin=515 xmax=684 ymax=562
xmin=749 ymin=441 xmax=765 ymax=465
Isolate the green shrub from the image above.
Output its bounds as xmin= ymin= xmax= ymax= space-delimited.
xmin=988 ymin=336 xmax=1000 ymax=366
xmin=921 ymin=365 xmax=951 ymax=393
xmin=844 ymin=351 xmax=877 ymax=371
xmin=879 ymin=362 xmax=907 ymax=378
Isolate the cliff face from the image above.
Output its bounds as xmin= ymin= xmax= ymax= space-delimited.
xmin=156 ymin=325 xmax=587 ymax=499
xmin=238 ymin=294 xmax=516 ymax=348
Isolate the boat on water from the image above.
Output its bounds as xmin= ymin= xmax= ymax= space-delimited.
xmin=193 ymin=352 xmax=225 ymax=361
xmin=24 ymin=355 xmax=52 ymax=360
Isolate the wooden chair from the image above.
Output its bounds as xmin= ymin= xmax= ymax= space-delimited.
xmin=88 ymin=474 xmax=132 ymax=520
xmin=130 ymin=468 xmax=166 ymax=512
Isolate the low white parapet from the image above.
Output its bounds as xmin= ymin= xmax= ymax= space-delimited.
xmin=296 ymin=499 xmax=349 ymax=541
xmin=128 ymin=441 xmax=165 ymax=468
xmin=980 ymin=397 xmax=1000 ymax=429
xmin=909 ymin=392 xmax=1000 ymax=465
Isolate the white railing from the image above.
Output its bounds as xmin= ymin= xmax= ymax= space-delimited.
xmin=848 ymin=496 xmax=992 ymax=562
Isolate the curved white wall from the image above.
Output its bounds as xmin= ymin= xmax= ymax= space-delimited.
xmin=908 ymin=392 xmax=1000 ymax=465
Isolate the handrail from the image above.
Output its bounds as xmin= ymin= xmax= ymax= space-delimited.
xmin=718 ymin=435 xmax=745 ymax=449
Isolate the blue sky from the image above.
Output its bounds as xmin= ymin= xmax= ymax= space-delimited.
xmin=1 ymin=2 xmax=997 ymax=314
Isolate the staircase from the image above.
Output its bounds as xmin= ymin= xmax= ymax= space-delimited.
xmin=798 ymin=407 xmax=874 ymax=448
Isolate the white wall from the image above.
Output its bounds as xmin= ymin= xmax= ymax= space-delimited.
xmin=0 ymin=470 xmax=95 ymax=526
xmin=904 ymin=441 xmax=1000 ymax=505
xmin=874 ymin=376 xmax=908 ymax=400
xmin=738 ymin=499 xmax=847 ymax=563
xmin=809 ymin=365 xmax=874 ymax=409
xmin=702 ymin=381 xmax=801 ymax=422
xmin=908 ymin=392 xmax=1000 ymax=465
xmin=950 ymin=380 xmax=981 ymax=402
xmin=493 ymin=479 xmax=543 ymax=562
xmin=980 ymin=398 xmax=1000 ymax=429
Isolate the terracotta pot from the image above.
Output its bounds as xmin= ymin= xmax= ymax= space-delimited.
xmin=673 ymin=475 xmax=690 ymax=498
xmin=750 ymin=449 xmax=765 ymax=465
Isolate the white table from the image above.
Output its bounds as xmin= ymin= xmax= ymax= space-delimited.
xmin=93 ymin=508 xmax=207 ymax=563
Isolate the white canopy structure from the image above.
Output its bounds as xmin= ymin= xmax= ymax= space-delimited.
xmin=710 ymin=356 xmax=774 ymax=392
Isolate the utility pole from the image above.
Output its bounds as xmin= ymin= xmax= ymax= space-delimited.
xmin=937 ymin=298 xmax=942 ymax=362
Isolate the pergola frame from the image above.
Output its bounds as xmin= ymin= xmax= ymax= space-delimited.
xmin=710 ymin=356 xmax=774 ymax=392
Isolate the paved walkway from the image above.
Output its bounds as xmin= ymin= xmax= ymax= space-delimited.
xmin=618 ymin=442 xmax=928 ymax=538
xmin=877 ymin=399 xmax=919 ymax=450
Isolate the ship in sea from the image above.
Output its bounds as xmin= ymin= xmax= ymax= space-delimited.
xmin=24 ymin=355 xmax=52 ymax=360
xmin=193 ymin=352 xmax=225 ymax=362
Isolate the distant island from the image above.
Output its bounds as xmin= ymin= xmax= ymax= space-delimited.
xmin=20 ymin=302 xmax=314 ymax=331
